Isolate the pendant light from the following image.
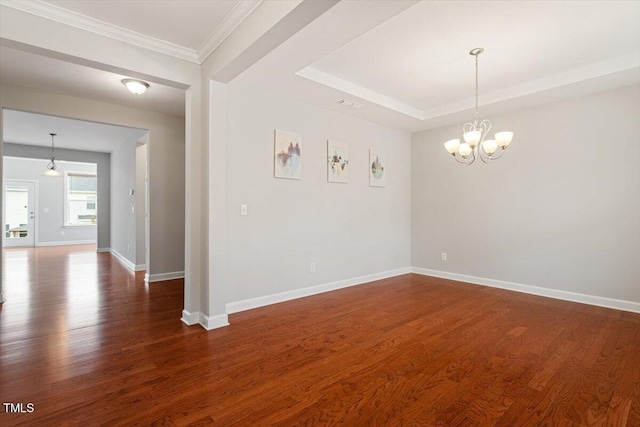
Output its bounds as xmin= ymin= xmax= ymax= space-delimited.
xmin=443 ymin=48 xmax=514 ymax=164
xmin=43 ymin=133 xmax=62 ymax=177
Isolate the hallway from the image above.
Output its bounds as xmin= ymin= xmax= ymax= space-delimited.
xmin=1 ymin=245 xmax=186 ymax=425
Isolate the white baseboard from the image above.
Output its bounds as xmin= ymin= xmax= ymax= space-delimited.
xmin=200 ymin=313 xmax=229 ymax=330
xmin=412 ymin=267 xmax=640 ymax=314
xmin=109 ymin=248 xmax=137 ymax=272
xmin=97 ymin=248 xmax=144 ymax=271
xmin=37 ymin=240 xmax=96 ymax=247
xmin=145 ymin=271 xmax=185 ymax=282
xmin=226 ymin=267 xmax=412 ymax=314
xmin=181 ymin=310 xmax=200 ymax=326
xmin=181 ymin=310 xmax=229 ymax=330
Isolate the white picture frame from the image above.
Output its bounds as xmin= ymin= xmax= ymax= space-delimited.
xmin=327 ymin=139 xmax=349 ymax=183
xmin=274 ymin=129 xmax=302 ymax=180
xmin=369 ymin=149 xmax=386 ymax=187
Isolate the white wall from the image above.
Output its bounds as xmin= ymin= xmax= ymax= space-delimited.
xmin=110 ymin=140 xmax=136 ymax=265
xmin=3 ymin=156 xmax=97 ymax=245
xmin=223 ymin=82 xmax=411 ymax=305
xmin=412 ymin=85 xmax=640 ymax=305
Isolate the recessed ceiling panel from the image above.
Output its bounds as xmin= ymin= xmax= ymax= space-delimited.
xmin=308 ymin=0 xmax=640 ymax=113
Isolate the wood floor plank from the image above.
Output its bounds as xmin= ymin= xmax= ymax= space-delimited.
xmin=1 ymin=245 xmax=639 ymax=426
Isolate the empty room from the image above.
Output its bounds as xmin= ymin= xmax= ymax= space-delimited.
xmin=1 ymin=0 xmax=638 ymax=426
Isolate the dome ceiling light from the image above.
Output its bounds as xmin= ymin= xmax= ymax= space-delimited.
xmin=122 ymin=78 xmax=150 ymax=95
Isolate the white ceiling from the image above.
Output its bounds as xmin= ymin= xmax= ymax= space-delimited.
xmin=2 ymin=0 xmax=263 ymax=62
xmin=0 ymin=0 xmax=259 ymax=118
xmin=0 ymin=0 xmax=638 ymax=134
xmin=44 ymin=0 xmax=239 ymax=51
xmin=0 ymin=47 xmax=186 ymax=117
xmin=3 ymin=109 xmax=147 ymax=153
xmin=234 ymin=0 xmax=640 ymax=132
xmin=311 ymin=0 xmax=640 ymax=113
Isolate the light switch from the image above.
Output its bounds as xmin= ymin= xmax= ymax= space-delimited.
xmin=43 ymin=208 xmax=49 ymax=213
xmin=240 ymin=204 xmax=248 ymax=216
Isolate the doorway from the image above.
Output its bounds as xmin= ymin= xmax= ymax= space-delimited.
xmin=2 ymin=180 xmax=36 ymax=248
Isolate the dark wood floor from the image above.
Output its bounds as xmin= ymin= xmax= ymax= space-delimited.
xmin=1 ymin=245 xmax=638 ymax=426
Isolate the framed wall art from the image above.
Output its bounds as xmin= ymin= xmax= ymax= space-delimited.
xmin=327 ymin=139 xmax=349 ymax=183
xmin=369 ymin=149 xmax=386 ymax=187
xmin=274 ymin=129 xmax=302 ymax=180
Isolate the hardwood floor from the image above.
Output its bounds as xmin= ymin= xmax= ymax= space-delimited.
xmin=1 ymin=245 xmax=639 ymax=426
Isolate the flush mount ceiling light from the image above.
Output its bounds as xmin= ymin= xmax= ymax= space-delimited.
xmin=43 ymin=133 xmax=62 ymax=177
xmin=122 ymin=78 xmax=150 ymax=95
xmin=443 ymin=48 xmax=514 ymax=164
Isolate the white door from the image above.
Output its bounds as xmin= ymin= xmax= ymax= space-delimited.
xmin=3 ymin=181 xmax=36 ymax=247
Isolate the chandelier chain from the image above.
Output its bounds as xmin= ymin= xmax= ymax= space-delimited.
xmin=50 ymin=133 xmax=56 ymax=161
xmin=475 ymin=54 xmax=479 ymax=122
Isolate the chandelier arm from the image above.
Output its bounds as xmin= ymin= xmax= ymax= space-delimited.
xmin=478 ymin=142 xmax=507 ymax=162
xmin=489 ymin=149 xmax=506 ymax=161
xmin=463 ymin=122 xmax=475 ymax=133
xmin=453 ymin=153 xmax=474 ymax=165
xmin=478 ymin=148 xmax=492 ymax=163
xmin=479 ymin=119 xmax=491 ymax=130
xmin=479 ymin=120 xmax=491 ymax=143
xmin=478 ymin=141 xmax=492 ymax=160
xmin=463 ymin=156 xmax=476 ymax=165
xmin=467 ymin=148 xmax=478 ymax=165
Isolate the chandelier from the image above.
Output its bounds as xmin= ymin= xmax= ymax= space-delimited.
xmin=443 ymin=48 xmax=513 ymax=164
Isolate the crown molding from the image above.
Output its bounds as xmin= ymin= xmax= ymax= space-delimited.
xmin=296 ymin=53 xmax=639 ymax=123
xmin=296 ymin=66 xmax=425 ymax=120
xmin=1 ymin=0 xmax=200 ymax=63
xmin=196 ymin=0 xmax=264 ymax=63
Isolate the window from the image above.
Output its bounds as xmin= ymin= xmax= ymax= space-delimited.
xmin=64 ymin=171 xmax=97 ymax=226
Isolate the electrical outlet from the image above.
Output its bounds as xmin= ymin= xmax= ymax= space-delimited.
xmin=310 ymin=262 xmax=316 ymax=272
xmin=60 ymin=230 xmax=65 ymax=236
xmin=441 ymin=252 xmax=447 ymax=261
